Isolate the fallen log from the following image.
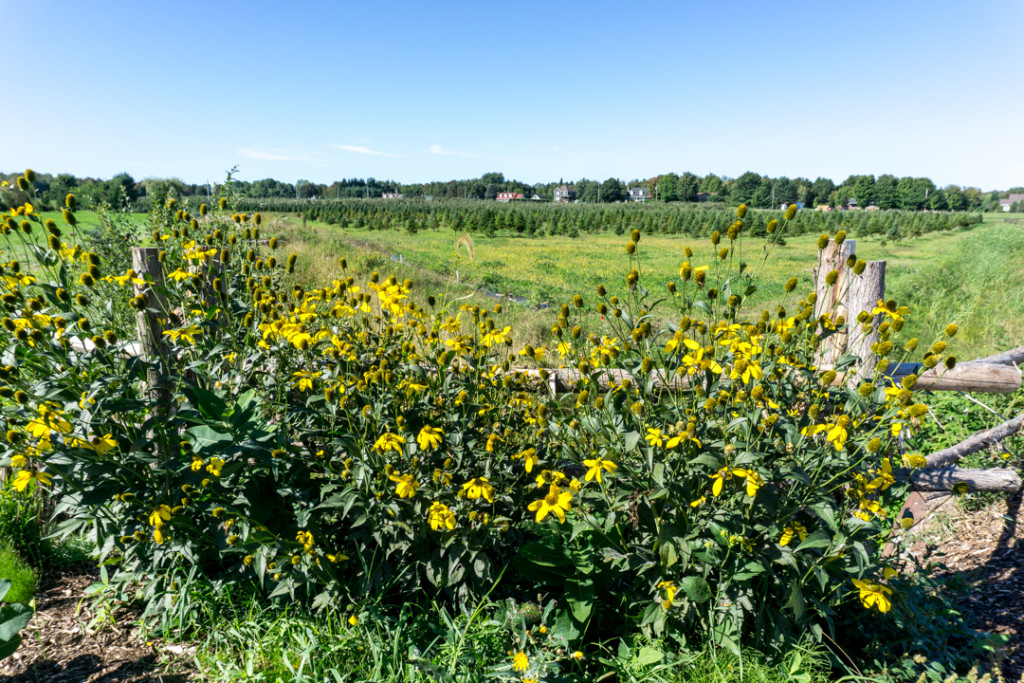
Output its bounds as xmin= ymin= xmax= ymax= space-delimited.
xmin=975 ymin=345 xmax=1024 ymax=367
xmin=886 ymin=361 xmax=1021 ymax=394
xmin=925 ymin=411 xmax=1024 ymax=467
xmin=895 ymin=466 xmax=1021 ymax=493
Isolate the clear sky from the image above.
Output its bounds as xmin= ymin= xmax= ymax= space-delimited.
xmin=2 ymin=0 xmax=1022 ymax=190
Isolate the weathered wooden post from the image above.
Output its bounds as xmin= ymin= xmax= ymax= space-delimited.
xmin=846 ymin=260 xmax=886 ymax=380
xmin=812 ymin=238 xmax=856 ymax=367
xmin=132 ymin=247 xmax=172 ymax=418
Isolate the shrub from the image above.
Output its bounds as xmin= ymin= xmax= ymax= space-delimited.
xmin=0 ymin=184 xmax=963 ymax=672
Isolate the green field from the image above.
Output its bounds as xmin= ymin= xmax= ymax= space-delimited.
xmin=21 ymin=208 xmax=1024 ymax=360
xmin=270 ymin=211 xmax=1024 ymax=360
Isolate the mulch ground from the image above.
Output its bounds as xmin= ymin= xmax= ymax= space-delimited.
xmin=0 ymin=565 xmax=195 ymax=683
xmin=2 ymin=493 xmax=1023 ymax=682
xmin=905 ymin=489 xmax=1024 ymax=681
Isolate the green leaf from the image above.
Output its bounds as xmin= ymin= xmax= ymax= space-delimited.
xmin=681 ymin=576 xmax=712 ymax=603
xmin=636 ymin=646 xmax=664 ymax=666
xmin=794 ymin=530 xmax=831 ymax=552
xmin=623 ymin=431 xmax=641 ymax=452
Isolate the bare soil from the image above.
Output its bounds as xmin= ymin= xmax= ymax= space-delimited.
xmin=0 ymin=565 xmax=195 ymax=683
xmin=905 ymin=490 xmax=1024 ymax=681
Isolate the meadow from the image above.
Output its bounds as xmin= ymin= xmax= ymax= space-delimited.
xmin=1 ymin=192 xmax=1019 ymax=682
xmin=274 ymin=210 xmax=1024 ymax=361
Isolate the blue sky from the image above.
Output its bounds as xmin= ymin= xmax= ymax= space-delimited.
xmin=2 ymin=0 xmax=1022 ymax=189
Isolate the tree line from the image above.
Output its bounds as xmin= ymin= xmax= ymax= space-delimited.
xmin=2 ymin=168 xmax=1020 ymax=213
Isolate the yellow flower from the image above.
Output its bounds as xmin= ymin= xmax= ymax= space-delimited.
xmin=485 ymin=433 xmax=501 ymax=453
xmin=658 ymin=580 xmax=677 ymax=609
xmin=867 ymin=458 xmax=895 ymax=491
xmin=110 ymin=269 xmax=145 ymax=287
xmin=167 ymin=268 xmax=191 ymax=282
xmin=571 ymin=651 xmax=583 ymax=661
xmin=417 ymin=425 xmax=443 ymax=451
xmin=730 ymin=468 xmax=764 ymax=498
xmin=206 ymin=457 xmax=225 ymax=476
xmin=779 ymin=522 xmax=808 ymax=546
xmin=645 ymin=427 xmax=664 ymax=448
xmin=428 ymin=502 xmax=456 ymax=531
xmin=163 ymin=324 xmax=201 ymax=345
xmin=527 ymin=485 xmax=573 ymax=523
xmin=348 ymin=615 xmax=359 ymax=626
xmin=373 ymin=433 xmax=405 ymax=453
xmin=517 ymin=447 xmax=538 ymax=473
xmin=689 ymin=495 xmax=706 ymax=508
xmin=582 ymin=458 xmax=617 ymax=483
xmin=10 ymin=454 xmax=26 ymax=468
xmin=852 ymin=578 xmax=892 ymax=613
xmin=190 ymin=457 xmax=205 ymax=472
xmin=296 ymin=530 xmax=314 ymax=552
xmin=11 ymin=469 xmax=53 ymax=492
xmin=291 ymin=370 xmax=321 ymax=392
xmin=709 ymin=468 xmax=733 ymax=497
xmin=512 ymin=651 xmax=529 ymax=672
xmin=461 ymin=477 xmax=494 ymax=503
xmin=389 ymin=473 xmax=419 ymax=498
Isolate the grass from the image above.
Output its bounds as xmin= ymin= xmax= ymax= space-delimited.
xmin=0 ymin=544 xmax=37 ymax=605
xmin=160 ymin=584 xmax=830 ymax=682
xmin=271 ymin=212 xmax=1024 ymax=360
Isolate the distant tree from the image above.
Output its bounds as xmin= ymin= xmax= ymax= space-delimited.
xmin=658 ymin=173 xmax=679 ymax=202
xmin=794 ymin=177 xmax=814 ymax=206
xmin=599 ymin=178 xmax=625 ymax=203
xmin=103 ymin=173 xmax=137 ymax=208
xmin=874 ymin=174 xmax=899 ymax=209
xmin=678 ymin=172 xmax=700 ymax=201
xmin=731 ymin=172 xmax=762 ymax=205
xmin=576 ymin=179 xmax=599 ymax=203
xmin=963 ymin=187 xmax=983 ymax=210
xmin=701 ymin=173 xmax=723 ymax=195
xmin=852 ymin=174 xmax=876 ymax=207
xmin=811 ymin=177 xmax=836 ymax=206
xmin=943 ymin=185 xmax=966 ymax=211
xmin=772 ymin=176 xmax=797 ymax=205
xmin=484 ymin=183 xmax=498 ymax=200
xmin=751 ymin=179 xmax=774 ymax=208
xmin=899 ymin=177 xmax=935 ymax=210
xmin=47 ymin=173 xmax=78 ymax=204
xmin=929 ymin=188 xmax=948 ymax=211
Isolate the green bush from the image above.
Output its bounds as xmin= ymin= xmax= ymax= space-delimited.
xmin=0 ymin=181 xmax=977 ymax=676
xmin=0 ymin=545 xmax=36 ymax=607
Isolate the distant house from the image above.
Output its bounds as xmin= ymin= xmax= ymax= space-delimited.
xmin=382 ymin=192 xmax=404 ymax=199
xmin=627 ymin=187 xmax=651 ymax=202
xmin=554 ymin=185 xmax=576 ymax=203
xmin=495 ymin=192 xmax=523 ymax=203
xmin=845 ymin=198 xmax=860 ymax=210
xmin=815 ymin=204 xmax=833 ymax=211
xmin=780 ymin=202 xmax=805 ymax=211
xmin=696 ymin=192 xmax=712 ymax=202
xmin=531 ymin=193 xmax=545 ymax=201
xmin=1000 ymin=193 xmax=1024 ymax=212
xmin=865 ymin=205 xmax=880 ymax=211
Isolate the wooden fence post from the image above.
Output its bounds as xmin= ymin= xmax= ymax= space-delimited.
xmin=813 ymin=238 xmax=856 ymax=367
xmin=846 ymin=260 xmax=886 ymax=380
xmin=132 ymin=247 xmax=171 ymax=418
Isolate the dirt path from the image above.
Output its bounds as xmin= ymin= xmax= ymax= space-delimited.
xmin=906 ymin=490 xmax=1024 ymax=680
xmin=0 ymin=565 xmax=194 ymax=682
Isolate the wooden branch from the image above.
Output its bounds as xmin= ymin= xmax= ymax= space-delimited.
xmin=895 ymin=466 xmax=1021 ymax=493
xmin=925 ymin=411 xmax=1024 ymax=467
xmin=975 ymin=345 xmax=1024 ymax=367
xmin=886 ymin=361 xmax=1021 ymax=394
xmin=510 ymin=367 xmax=693 ymax=393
